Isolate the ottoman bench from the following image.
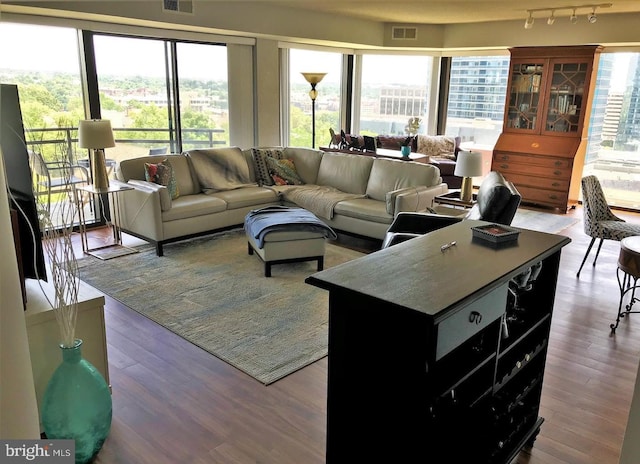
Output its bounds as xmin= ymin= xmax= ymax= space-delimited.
xmin=244 ymin=206 xmax=337 ymax=277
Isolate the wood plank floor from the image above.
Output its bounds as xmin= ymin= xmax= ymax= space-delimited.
xmin=76 ymin=206 xmax=640 ymax=464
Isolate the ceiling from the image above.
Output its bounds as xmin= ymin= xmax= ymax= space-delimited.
xmin=262 ymin=0 xmax=640 ymax=25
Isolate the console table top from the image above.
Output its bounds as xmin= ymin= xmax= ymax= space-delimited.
xmin=306 ymin=220 xmax=570 ymax=320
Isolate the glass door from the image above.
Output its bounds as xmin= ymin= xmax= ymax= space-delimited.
xmin=505 ymin=61 xmax=544 ymax=132
xmin=543 ymin=60 xmax=589 ymax=134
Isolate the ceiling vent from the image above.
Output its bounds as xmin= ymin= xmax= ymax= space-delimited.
xmin=391 ymin=27 xmax=418 ymax=40
xmin=162 ymin=0 xmax=194 ymax=14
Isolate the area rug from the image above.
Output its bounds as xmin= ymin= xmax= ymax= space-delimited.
xmin=511 ymin=207 xmax=579 ymax=234
xmin=76 ymin=229 xmax=364 ymax=385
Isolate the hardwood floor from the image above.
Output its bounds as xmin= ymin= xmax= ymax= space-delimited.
xmin=80 ymin=207 xmax=640 ymax=464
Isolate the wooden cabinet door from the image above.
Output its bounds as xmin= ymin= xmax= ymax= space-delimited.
xmin=504 ymin=59 xmax=547 ymax=134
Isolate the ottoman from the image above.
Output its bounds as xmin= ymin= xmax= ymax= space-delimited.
xmin=244 ymin=206 xmax=337 ymax=277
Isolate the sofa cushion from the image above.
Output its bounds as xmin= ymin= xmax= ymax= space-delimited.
xmin=208 ymin=186 xmax=279 ymax=210
xmin=144 ymin=159 xmax=180 ymax=200
xmin=266 ymin=157 xmax=304 ymax=185
xmin=316 ymin=152 xmax=373 ymax=195
xmin=186 ymin=147 xmax=255 ymax=193
xmin=252 ymin=148 xmax=284 ymax=186
xmin=333 ymin=198 xmax=393 ymax=225
xmin=161 ymin=194 xmax=227 ymax=222
xmin=365 ymin=158 xmax=442 ymax=202
xmin=416 ymin=135 xmax=457 ymax=159
xmin=283 ymin=147 xmax=323 ymax=184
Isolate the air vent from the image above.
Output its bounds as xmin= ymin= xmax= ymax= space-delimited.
xmin=391 ymin=27 xmax=418 ymax=40
xmin=163 ymin=0 xmax=193 ymax=14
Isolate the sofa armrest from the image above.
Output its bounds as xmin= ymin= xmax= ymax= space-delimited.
xmin=115 ymin=181 xmax=165 ymax=242
xmin=386 ymin=183 xmax=448 ymax=216
xmin=128 ymin=179 xmax=172 ymax=211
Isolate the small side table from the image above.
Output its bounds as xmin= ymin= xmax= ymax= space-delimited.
xmin=433 ymin=190 xmax=477 ymax=209
xmin=611 ymin=236 xmax=640 ymax=333
xmin=76 ymin=183 xmax=138 ymax=260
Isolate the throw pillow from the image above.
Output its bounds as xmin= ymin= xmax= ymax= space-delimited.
xmin=252 ymin=148 xmax=284 ymax=186
xmin=144 ymin=159 xmax=179 ymax=200
xmin=265 ymin=157 xmax=305 ymax=186
xmin=416 ymin=135 xmax=456 ymax=159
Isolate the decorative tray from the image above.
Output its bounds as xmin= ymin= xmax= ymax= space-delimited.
xmin=471 ymin=224 xmax=520 ymax=244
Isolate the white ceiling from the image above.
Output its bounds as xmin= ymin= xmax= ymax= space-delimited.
xmin=260 ymin=0 xmax=640 ymax=24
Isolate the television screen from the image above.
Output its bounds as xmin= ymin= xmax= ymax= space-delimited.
xmin=1 ymin=83 xmax=47 ymax=282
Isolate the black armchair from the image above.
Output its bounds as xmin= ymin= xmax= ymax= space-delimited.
xmin=382 ymin=171 xmax=521 ymax=248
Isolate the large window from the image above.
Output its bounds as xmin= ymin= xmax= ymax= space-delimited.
xmin=0 ymin=23 xmax=85 ymax=164
xmin=358 ymin=54 xmax=434 ymax=136
xmin=444 ymin=56 xmax=509 ymax=152
xmin=288 ymin=48 xmax=342 ymax=148
xmin=93 ymin=35 xmax=229 ymax=161
xmin=584 ymin=52 xmax=640 ymax=210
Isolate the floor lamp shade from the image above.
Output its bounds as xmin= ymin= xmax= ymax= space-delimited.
xmin=78 ymin=120 xmax=115 ymax=191
xmin=301 ymin=72 xmax=327 ymax=149
xmin=454 ymin=150 xmax=483 ymax=202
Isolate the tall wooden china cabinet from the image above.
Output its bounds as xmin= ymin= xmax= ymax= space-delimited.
xmin=492 ymin=46 xmax=602 ymax=212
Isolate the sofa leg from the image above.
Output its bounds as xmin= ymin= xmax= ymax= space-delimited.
xmin=317 ymin=256 xmax=324 ymax=271
xmin=265 ymin=263 xmax=271 ymax=278
xmin=156 ymin=243 xmax=164 ymax=257
xmin=248 ymin=242 xmax=254 ymax=255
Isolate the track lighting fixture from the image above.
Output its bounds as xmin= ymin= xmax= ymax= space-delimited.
xmin=524 ymin=12 xmax=534 ymax=29
xmin=523 ymin=3 xmax=612 ymax=29
xmin=547 ymin=11 xmax=556 ymax=24
xmin=570 ymin=9 xmax=579 ymax=23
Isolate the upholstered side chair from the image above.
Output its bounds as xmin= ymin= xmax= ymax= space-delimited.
xmin=382 ymin=171 xmax=521 ymax=248
xmin=576 ymin=175 xmax=640 ymax=278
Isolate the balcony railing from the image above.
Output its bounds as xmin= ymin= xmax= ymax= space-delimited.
xmin=25 ymin=126 xmax=226 ymax=163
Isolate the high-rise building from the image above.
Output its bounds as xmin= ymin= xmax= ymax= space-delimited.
xmin=618 ymin=54 xmax=640 ymax=147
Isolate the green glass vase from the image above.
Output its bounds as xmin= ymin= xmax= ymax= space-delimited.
xmin=42 ymin=339 xmax=112 ymax=464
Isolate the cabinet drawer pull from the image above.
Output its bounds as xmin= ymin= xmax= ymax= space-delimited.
xmin=500 ymin=155 xmax=509 ymax=161
xmin=469 ymin=311 xmax=483 ymax=324
xmin=549 ymin=194 xmax=558 ymax=200
xmin=516 ymin=361 xmax=522 ymax=369
xmin=554 ymin=161 xmax=563 ymax=166
xmin=500 ymin=164 xmax=509 ymax=169
xmin=552 ymin=182 xmax=560 ymax=187
xmin=553 ymin=170 xmax=562 ymax=176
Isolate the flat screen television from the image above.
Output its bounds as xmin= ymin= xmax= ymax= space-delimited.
xmin=1 ymin=83 xmax=47 ymax=283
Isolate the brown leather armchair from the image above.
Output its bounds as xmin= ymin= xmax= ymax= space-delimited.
xmin=381 ymin=171 xmax=521 ymax=248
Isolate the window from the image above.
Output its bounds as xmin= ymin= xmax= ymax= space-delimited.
xmin=444 ymin=55 xmax=509 ymax=152
xmin=288 ymin=48 xmax=342 ymax=148
xmin=93 ymin=35 xmax=230 ymax=160
xmin=358 ymin=54 xmax=433 ymax=136
xmin=584 ymin=52 xmax=640 ymax=210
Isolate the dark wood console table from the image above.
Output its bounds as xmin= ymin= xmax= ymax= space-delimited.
xmin=306 ymin=220 xmax=570 ymax=462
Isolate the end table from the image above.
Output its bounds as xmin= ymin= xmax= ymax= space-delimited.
xmin=75 ymin=183 xmax=138 ymax=260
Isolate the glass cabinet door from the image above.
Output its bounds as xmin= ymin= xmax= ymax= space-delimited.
xmin=543 ymin=60 xmax=589 ymax=134
xmin=506 ymin=61 xmax=544 ymax=132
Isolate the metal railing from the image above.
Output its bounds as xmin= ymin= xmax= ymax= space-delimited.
xmin=25 ymin=126 xmax=226 ymax=161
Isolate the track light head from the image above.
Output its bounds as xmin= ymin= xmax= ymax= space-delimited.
xmin=524 ymin=12 xmax=534 ymax=29
xmin=547 ymin=11 xmax=555 ymax=25
xmin=588 ymin=8 xmax=597 ymax=23
xmin=570 ymin=9 xmax=578 ymax=23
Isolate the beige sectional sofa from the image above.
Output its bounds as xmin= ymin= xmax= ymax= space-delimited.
xmin=113 ymin=146 xmax=447 ymax=255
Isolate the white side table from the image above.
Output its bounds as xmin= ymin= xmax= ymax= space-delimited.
xmin=76 ymin=183 xmax=138 ymax=260
xmin=24 ymin=278 xmax=109 ymax=429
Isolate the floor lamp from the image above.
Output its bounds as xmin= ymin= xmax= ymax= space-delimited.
xmin=301 ymin=72 xmax=327 ymax=149
xmin=78 ymin=119 xmax=116 ymax=191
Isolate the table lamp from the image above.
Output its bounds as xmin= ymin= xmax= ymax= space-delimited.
xmin=301 ymin=72 xmax=327 ymax=149
xmin=78 ymin=119 xmax=115 ymax=191
xmin=454 ymin=150 xmax=483 ymax=202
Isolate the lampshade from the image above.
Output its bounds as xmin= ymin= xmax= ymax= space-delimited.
xmin=454 ymin=151 xmax=483 ymax=178
xmin=78 ymin=120 xmax=115 ymax=149
xmin=301 ymin=72 xmax=327 ymax=85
